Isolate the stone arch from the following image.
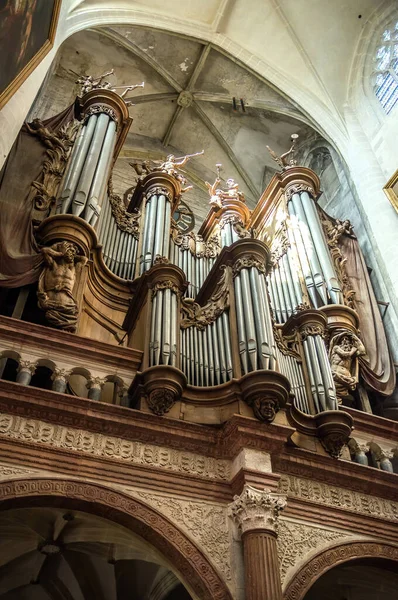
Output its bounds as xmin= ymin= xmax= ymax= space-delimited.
xmin=283 ymin=540 xmax=398 ymax=600
xmin=0 ymin=477 xmax=232 ymax=600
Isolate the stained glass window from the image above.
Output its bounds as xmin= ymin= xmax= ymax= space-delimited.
xmin=373 ymin=20 xmax=398 ymax=114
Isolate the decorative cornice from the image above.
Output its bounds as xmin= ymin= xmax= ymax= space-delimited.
xmin=229 ymin=484 xmax=287 ymax=535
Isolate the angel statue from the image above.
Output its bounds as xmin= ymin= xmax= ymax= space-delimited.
xmin=329 ymin=331 xmax=366 ymax=401
xmin=75 ymin=69 xmax=115 ymax=95
xmin=157 ymin=151 xmax=204 ymax=177
xmin=267 ymin=133 xmax=299 ymax=171
xmin=205 ymin=163 xmax=222 ymax=208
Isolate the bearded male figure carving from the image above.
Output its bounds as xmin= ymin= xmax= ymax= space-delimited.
xmin=329 ymin=332 xmax=365 ymax=401
xmin=37 ymin=242 xmax=87 ymax=333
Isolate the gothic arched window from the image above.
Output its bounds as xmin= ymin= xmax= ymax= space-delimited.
xmin=373 ymin=20 xmax=398 ymax=114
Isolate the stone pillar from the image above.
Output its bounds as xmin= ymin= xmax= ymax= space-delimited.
xmin=16 ymin=360 xmax=37 ymax=385
xmin=229 ymin=485 xmax=286 ymax=600
xmin=87 ymin=377 xmax=106 ymax=401
xmin=51 ymin=368 xmax=72 ymax=393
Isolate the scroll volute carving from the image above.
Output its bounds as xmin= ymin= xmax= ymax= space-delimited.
xmin=282 ymin=308 xmax=328 ymax=341
xmin=180 ymin=266 xmax=231 ymax=330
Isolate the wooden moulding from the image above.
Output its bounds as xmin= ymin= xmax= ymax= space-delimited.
xmin=249 ymin=166 xmax=322 ymax=232
xmin=196 ymin=238 xmax=272 ymax=305
xmin=198 ymin=196 xmax=252 ymax=242
xmin=131 ymin=365 xmax=290 ymax=425
xmin=320 ymin=304 xmax=359 ymax=333
xmin=282 ymin=308 xmax=328 ymax=339
xmin=287 ymin=401 xmax=353 ymax=460
xmin=0 ymin=314 xmax=142 ymax=374
xmin=80 ymin=89 xmax=132 ymax=161
xmin=36 ymin=214 xmax=98 ymax=258
xmin=127 ymin=171 xmax=182 ymax=213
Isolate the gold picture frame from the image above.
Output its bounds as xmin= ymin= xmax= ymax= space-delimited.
xmin=0 ymin=0 xmax=61 ymax=111
xmin=383 ymin=168 xmax=398 ymax=214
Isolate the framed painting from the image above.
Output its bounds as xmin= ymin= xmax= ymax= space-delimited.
xmin=383 ymin=168 xmax=398 ymax=214
xmin=0 ymin=0 xmax=61 ymax=110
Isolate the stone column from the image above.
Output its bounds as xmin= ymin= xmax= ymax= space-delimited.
xmin=87 ymin=376 xmax=106 ymax=401
xmin=16 ymin=360 xmax=38 ymax=385
xmin=51 ymin=368 xmax=72 ymax=393
xmin=229 ymin=485 xmax=286 ymax=600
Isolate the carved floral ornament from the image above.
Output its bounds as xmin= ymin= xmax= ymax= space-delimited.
xmin=171 ymin=225 xmax=220 ymax=259
xmin=180 ymin=266 xmax=230 ymax=330
xmin=26 ymin=118 xmax=79 ymax=212
xmin=219 ymin=214 xmax=250 ymax=239
xmin=85 ymin=104 xmax=119 ymax=123
xmin=232 ymin=255 xmax=266 ymax=278
xmin=107 ymin=178 xmax=141 ymax=237
xmin=151 ymin=280 xmax=181 ymax=298
xmin=144 ymin=187 xmax=173 ymax=203
xmin=229 ymin=485 xmax=287 ymax=536
xmin=285 ymin=183 xmax=315 ymax=202
xmin=146 ymin=389 xmax=177 ymax=416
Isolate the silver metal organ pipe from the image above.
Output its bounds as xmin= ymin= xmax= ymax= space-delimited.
xmin=153 ymin=194 xmax=166 ymax=258
xmin=273 ymin=264 xmax=288 ymax=322
xmin=314 ymin=335 xmax=337 ymax=410
xmin=161 ymin=288 xmax=172 ymax=365
xmin=284 ymin=250 xmax=301 ymax=308
xmin=106 ymin=220 xmax=118 ymax=272
xmin=202 ymin=326 xmax=209 ymax=386
xmin=234 ymin=274 xmax=249 ymax=374
xmin=268 ymin=274 xmax=281 ymax=324
xmin=216 ymin=316 xmax=227 ymax=383
xmin=250 ymin=268 xmax=271 ymax=370
xmin=130 ymin=236 xmax=138 ymax=280
xmin=291 ymin=193 xmax=328 ymax=305
xmin=57 ymin=124 xmax=85 ymax=214
xmin=189 ymin=326 xmax=195 ymax=384
xmin=222 ymin=312 xmax=233 ymax=380
xmin=211 ymin=322 xmax=221 ymax=384
xmin=198 ymin=326 xmax=204 ymax=385
xmin=153 ymin=290 xmax=164 ymax=366
xmin=239 ymin=269 xmax=258 ymax=372
xmin=288 ymin=199 xmax=319 ymax=307
xmin=279 ymin=258 xmax=294 ymax=317
xmin=299 ymin=191 xmax=342 ymax=304
xmin=302 ymin=338 xmax=321 ymax=413
xmin=207 ymin=324 xmax=215 ymax=386
xmin=150 ymin=293 xmax=157 ymax=366
xmin=59 ymin=115 xmax=98 ymax=214
xmin=85 ymin=119 xmax=117 ymax=224
xmin=143 ymin=194 xmax=158 ymax=273
xmin=306 ymin=335 xmax=327 ymax=412
xmin=193 ymin=327 xmax=200 ymax=385
xmin=121 ymin=233 xmax=131 ymax=279
xmin=72 ymin=114 xmax=109 ymax=217
xmin=259 ymin=274 xmax=277 ymax=370
xmin=162 ymin=198 xmax=171 ymax=258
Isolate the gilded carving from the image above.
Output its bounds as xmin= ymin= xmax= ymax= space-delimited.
xmin=329 ymin=331 xmax=365 ymax=402
xmin=278 ymin=474 xmax=398 ymax=522
xmin=108 ymin=177 xmax=141 ymax=237
xmin=205 ymin=169 xmax=245 ymax=205
xmin=0 ymin=413 xmax=231 ymax=481
xmin=219 ymin=215 xmax=250 ymax=239
xmin=229 ymin=485 xmax=287 ymax=535
xmin=145 ymin=186 xmax=173 ymax=202
xmin=37 ymin=242 xmax=87 ymax=333
xmin=135 ymin=491 xmax=232 ymax=582
xmin=85 ymin=104 xmax=118 ymax=122
xmin=181 ymin=267 xmax=230 ymax=330
xmin=277 ymin=520 xmax=351 ymax=583
xmin=26 ymin=118 xmax=79 ymax=212
xmin=299 ymin=323 xmax=326 ymax=340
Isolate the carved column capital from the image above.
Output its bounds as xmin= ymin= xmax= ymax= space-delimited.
xmin=17 ymin=360 xmax=38 ymax=375
xmin=229 ymin=485 xmax=287 ymax=536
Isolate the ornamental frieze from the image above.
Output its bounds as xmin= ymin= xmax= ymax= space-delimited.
xmin=0 ymin=413 xmax=231 ymax=481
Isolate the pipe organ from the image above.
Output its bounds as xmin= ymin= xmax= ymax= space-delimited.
xmin=15 ymin=87 xmax=393 ymax=458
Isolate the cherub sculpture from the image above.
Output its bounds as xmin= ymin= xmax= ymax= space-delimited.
xmin=156 ymin=151 xmax=204 ymax=178
xmin=205 ymin=165 xmax=245 ymax=206
xmin=76 ymin=69 xmax=115 ymax=95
